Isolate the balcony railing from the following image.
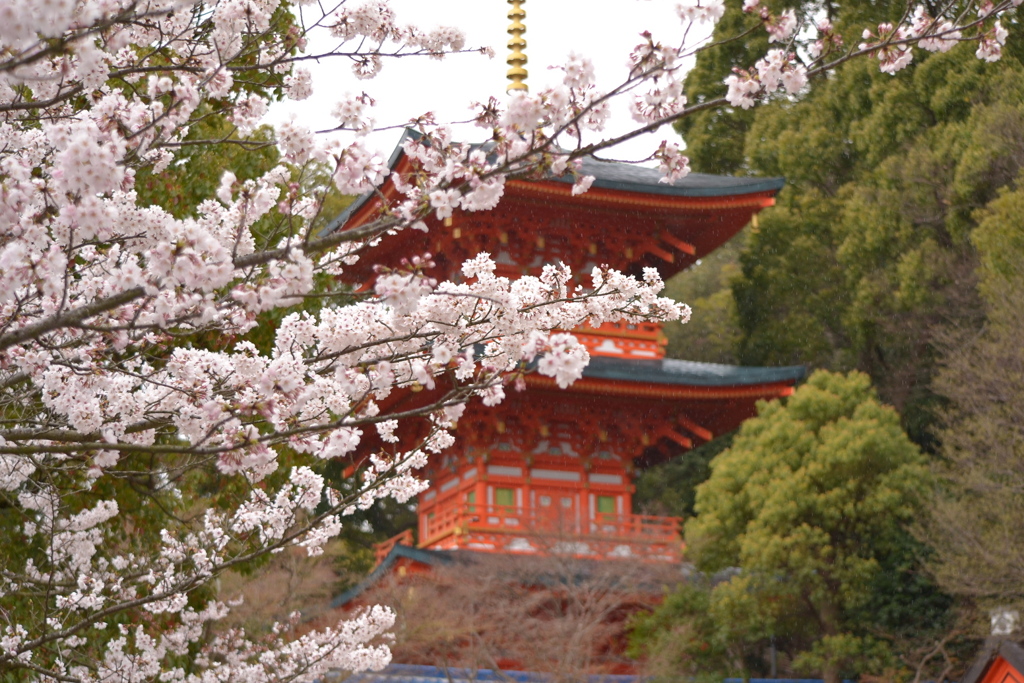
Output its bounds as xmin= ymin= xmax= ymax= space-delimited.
xmin=419 ymin=504 xmax=682 ymax=560
xmin=373 ymin=528 xmax=414 ymax=567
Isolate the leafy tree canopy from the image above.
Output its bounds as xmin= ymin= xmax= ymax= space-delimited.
xmin=635 ymin=371 xmax=934 ymax=683
xmin=664 ymin=31 xmax=1024 ymax=450
xmin=634 ymin=432 xmax=735 ymax=519
xmin=919 ymin=182 xmax=1024 ymax=611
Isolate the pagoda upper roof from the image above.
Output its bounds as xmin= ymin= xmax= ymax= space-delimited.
xmin=324 ymin=129 xmax=784 ymax=235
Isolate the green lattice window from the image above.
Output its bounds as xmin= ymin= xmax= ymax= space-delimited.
xmin=495 ymin=487 xmax=514 ymax=507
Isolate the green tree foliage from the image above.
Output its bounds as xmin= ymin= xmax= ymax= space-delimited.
xmin=135 ymin=116 xmax=280 ymax=218
xmin=652 ymin=2 xmax=1024 ymax=672
xmin=673 ymin=0 xmax=766 ymax=174
xmin=634 ymin=432 xmax=734 ymax=519
xmin=662 ymin=231 xmax=747 ymax=365
xmin=675 ymin=0 xmax=908 ymax=175
xmin=628 ymin=579 xmax=749 ymax=683
xmin=738 ymin=42 xmax=1024 ymax=375
xmin=665 ymin=32 xmax=1024 ymax=450
xmin=634 ymin=371 xmax=936 ymax=683
xmin=920 ymin=184 xmax=1024 ymax=610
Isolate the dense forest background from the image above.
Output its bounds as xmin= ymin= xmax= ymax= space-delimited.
xmin=635 ymin=0 xmax=1024 ymax=680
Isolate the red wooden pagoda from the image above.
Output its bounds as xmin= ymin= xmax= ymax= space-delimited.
xmin=331 ymin=131 xmax=803 ymax=565
xmin=963 ymin=640 xmax=1024 ymax=683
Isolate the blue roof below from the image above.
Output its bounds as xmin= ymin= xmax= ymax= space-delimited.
xmin=725 ymin=679 xmax=853 ymax=683
xmin=343 ymin=664 xmax=641 ymax=683
xmin=340 ymin=667 xmax=852 ymax=683
xmin=330 ymin=545 xmax=450 ymax=609
xmin=583 ymin=357 xmax=806 ymax=387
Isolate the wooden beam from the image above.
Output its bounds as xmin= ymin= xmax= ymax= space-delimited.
xmin=660 ymin=232 xmax=697 ymax=256
xmin=645 ymin=243 xmax=675 ymax=263
xmin=678 ymin=415 xmax=713 ymax=442
xmin=660 ymin=428 xmax=692 ymax=449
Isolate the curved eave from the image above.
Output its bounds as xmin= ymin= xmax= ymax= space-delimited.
xmin=323 ymin=129 xmax=785 ymax=235
xmin=579 ymin=174 xmax=785 ymax=198
xmin=525 ymin=358 xmax=806 ymax=400
xmin=505 ymin=178 xmax=778 ymax=211
xmin=525 ymin=375 xmax=799 ymax=400
xmin=589 ymin=357 xmax=807 ymax=386
xmin=559 ymin=156 xmax=785 ymax=198
xmin=330 ymin=544 xmax=449 ymax=608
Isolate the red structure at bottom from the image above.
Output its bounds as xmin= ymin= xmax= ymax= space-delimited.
xmin=327 ymin=545 xmax=686 ymax=677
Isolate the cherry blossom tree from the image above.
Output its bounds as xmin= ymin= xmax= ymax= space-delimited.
xmin=0 ymin=0 xmax=1018 ymax=682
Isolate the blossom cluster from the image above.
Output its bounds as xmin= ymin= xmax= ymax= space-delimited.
xmin=725 ymin=48 xmax=808 ymax=109
xmin=856 ymin=0 xmax=1018 ymax=73
xmin=327 ymin=0 xmax=468 ymax=79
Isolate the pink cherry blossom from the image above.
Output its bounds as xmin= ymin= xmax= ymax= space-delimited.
xmin=767 ymin=9 xmax=798 ymax=42
xmin=726 ymin=73 xmax=762 ymax=109
xmin=571 ymin=175 xmax=596 ymax=196
xmin=676 ymin=0 xmax=726 ymax=24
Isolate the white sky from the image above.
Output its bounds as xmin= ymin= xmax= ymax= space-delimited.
xmin=270 ymin=0 xmax=708 ymax=166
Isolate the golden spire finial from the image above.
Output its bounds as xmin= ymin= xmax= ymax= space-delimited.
xmin=506 ymin=0 xmax=528 ymax=93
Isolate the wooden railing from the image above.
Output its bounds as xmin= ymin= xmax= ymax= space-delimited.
xmin=420 ymin=504 xmax=681 ymax=557
xmin=373 ymin=528 xmax=415 ymax=566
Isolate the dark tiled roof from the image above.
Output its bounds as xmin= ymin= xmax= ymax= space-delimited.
xmin=584 ymin=357 xmax=806 ymax=387
xmin=331 ymin=545 xmax=686 ymax=609
xmin=323 ymin=129 xmax=784 ymax=235
xmin=341 ymin=663 xmax=641 ymax=683
xmin=329 ymin=545 xmax=451 ymax=609
xmin=572 ymin=156 xmax=784 ymax=197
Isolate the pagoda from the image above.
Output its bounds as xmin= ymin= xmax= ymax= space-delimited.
xmin=328 ymin=131 xmax=804 ymax=565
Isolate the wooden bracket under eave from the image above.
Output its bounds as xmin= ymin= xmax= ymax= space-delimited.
xmin=659 ymin=427 xmax=693 ymax=450
xmin=660 ymin=232 xmax=697 ymax=256
xmin=645 ymin=243 xmax=675 ymax=263
xmin=677 ymin=415 xmax=713 ymax=442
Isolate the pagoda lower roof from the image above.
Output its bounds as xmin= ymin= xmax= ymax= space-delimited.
xmin=332 ymin=543 xmax=684 ymax=609
xmin=583 ymin=357 xmax=805 ymax=387
xmin=330 ymin=544 xmax=451 ymax=609
xmin=570 ymin=156 xmax=784 ymax=198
